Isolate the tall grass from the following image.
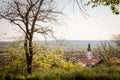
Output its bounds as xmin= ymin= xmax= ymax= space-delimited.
xmin=1 ymin=65 xmax=120 ymax=80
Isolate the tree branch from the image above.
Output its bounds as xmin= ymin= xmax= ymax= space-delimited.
xmin=31 ymin=0 xmax=44 ymax=34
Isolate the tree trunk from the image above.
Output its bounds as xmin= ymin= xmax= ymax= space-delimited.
xmin=24 ymin=36 xmax=33 ymax=74
xmin=27 ymin=54 xmax=32 ymax=74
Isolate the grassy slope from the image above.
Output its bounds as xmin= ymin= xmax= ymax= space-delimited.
xmin=1 ymin=65 xmax=120 ymax=80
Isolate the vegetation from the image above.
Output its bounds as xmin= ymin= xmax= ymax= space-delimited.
xmin=0 ymin=40 xmax=120 ymax=80
xmin=86 ymin=0 xmax=120 ymax=14
xmin=1 ymin=65 xmax=120 ymax=80
xmin=0 ymin=0 xmax=62 ymax=74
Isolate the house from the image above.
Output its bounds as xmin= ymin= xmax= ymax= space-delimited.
xmin=78 ymin=57 xmax=101 ymax=67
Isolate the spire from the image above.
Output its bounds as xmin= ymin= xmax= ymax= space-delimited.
xmin=87 ymin=43 xmax=93 ymax=59
xmin=87 ymin=43 xmax=91 ymax=51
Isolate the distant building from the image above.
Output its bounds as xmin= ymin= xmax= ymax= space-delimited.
xmin=78 ymin=43 xmax=101 ymax=67
xmin=87 ymin=43 xmax=93 ymax=59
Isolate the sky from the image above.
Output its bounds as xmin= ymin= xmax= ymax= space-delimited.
xmin=0 ymin=0 xmax=120 ymax=41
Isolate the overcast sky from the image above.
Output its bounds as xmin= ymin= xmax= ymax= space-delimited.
xmin=0 ymin=0 xmax=120 ymax=41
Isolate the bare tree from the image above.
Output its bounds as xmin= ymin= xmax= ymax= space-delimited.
xmin=112 ymin=34 xmax=120 ymax=47
xmin=0 ymin=0 xmax=61 ymax=74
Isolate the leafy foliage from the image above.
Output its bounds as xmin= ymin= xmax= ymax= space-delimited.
xmin=0 ymin=44 xmax=26 ymax=74
xmin=0 ymin=43 xmax=82 ymax=74
xmin=1 ymin=65 xmax=120 ymax=80
xmin=86 ymin=0 xmax=120 ymax=15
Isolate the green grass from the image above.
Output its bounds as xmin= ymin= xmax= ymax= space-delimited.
xmin=1 ymin=65 xmax=120 ymax=80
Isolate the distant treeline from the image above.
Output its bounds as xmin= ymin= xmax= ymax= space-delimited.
xmin=0 ymin=40 xmax=114 ymax=51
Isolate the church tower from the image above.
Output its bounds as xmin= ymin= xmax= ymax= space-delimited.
xmin=87 ymin=43 xmax=93 ymax=59
xmin=87 ymin=43 xmax=91 ymax=51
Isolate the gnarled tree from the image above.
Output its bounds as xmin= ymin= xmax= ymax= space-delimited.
xmin=0 ymin=0 xmax=61 ymax=74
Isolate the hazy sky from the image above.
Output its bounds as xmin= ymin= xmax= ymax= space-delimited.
xmin=0 ymin=0 xmax=120 ymax=41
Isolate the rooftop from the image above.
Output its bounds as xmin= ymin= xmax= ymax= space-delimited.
xmin=78 ymin=57 xmax=101 ymax=67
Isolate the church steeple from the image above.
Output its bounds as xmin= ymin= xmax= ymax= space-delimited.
xmin=87 ymin=43 xmax=93 ymax=59
xmin=87 ymin=43 xmax=91 ymax=51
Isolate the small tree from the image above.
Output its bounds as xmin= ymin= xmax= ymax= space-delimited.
xmin=111 ymin=34 xmax=120 ymax=57
xmin=0 ymin=0 xmax=61 ymax=74
xmin=112 ymin=34 xmax=120 ymax=47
